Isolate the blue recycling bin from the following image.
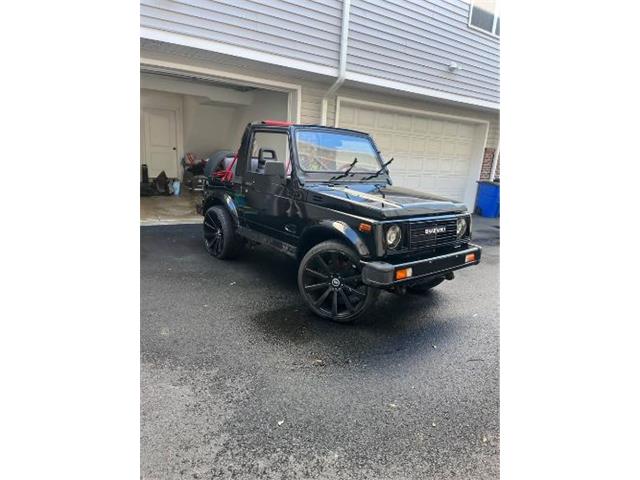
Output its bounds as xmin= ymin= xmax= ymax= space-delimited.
xmin=475 ymin=181 xmax=500 ymax=218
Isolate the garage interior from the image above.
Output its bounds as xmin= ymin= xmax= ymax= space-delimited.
xmin=140 ymin=72 xmax=289 ymax=225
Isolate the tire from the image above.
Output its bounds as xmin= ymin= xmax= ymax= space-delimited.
xmin=203 ymin=206 xmax=244 ymax=259
xmin=407 ymin=277 xmax=445 ymax=294
xmin=297 ymin=240 xmax=379 ymax=323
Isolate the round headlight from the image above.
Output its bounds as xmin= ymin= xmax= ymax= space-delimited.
xmin=456 ymin=217 xmax=468 ymax=238
xmin=386 ymin=225 xmax=402 ymax=249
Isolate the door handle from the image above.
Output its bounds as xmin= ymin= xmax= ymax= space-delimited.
xmin=172 ymin=147 xmax=177 ymax=151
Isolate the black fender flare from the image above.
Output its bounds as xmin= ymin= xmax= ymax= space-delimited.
xmin=305 ymin=220 xmax=370 ymax=257
xmin=204 ymin=193 xmax=240 ymax=228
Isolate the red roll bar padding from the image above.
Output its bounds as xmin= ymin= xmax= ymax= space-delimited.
xmin=212 ymin=153 xmax=238 ymax=182
xmin=262 ymin=120 xmax=293 ymax=127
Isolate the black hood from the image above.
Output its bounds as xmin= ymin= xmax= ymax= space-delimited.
xmin=303 ymin=182 xmax=467 ymax=220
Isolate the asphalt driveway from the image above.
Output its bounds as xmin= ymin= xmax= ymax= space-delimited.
xmin=141 ymin=219 xmax=500 ymax=479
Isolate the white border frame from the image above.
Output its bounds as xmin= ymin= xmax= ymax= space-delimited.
xmin=335 ymin=96 xmax=490 ymax=210
xmin=141 ymin=28 xmax=338 ymax=79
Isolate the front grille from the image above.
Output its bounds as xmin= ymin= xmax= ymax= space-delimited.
xmin=408 ymin=218 xmax=460 ymax=250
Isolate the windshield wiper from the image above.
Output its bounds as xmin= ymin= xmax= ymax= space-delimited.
xmin=362 ymin=158 xmax=394 ymax=182
xmin=329 ymin=158 xmax=358 ymax=181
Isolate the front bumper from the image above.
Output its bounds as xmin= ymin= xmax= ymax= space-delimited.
xmin=361 ymin=244 xmax=482 ymax=287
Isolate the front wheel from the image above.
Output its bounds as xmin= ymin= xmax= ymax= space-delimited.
xmin=297 ymin=240 xmax=378 ymax=323
xmin=203 ymin=206 xmax=243 ymax=259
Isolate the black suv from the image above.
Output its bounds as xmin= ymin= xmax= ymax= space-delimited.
xmin=200 ymin=121 xmax=481 ymax=322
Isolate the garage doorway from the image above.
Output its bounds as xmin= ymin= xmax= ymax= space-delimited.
xmin=336 ymin=98 xmax=489 ymax=209
xmin=140 ymin=71 xmax=293 ymax=225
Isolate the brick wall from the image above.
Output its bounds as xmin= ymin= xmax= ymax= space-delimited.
xmin=479 ymin=148 xmax=496 ymax=180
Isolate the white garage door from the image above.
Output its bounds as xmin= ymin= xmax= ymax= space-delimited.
xmin=337 ymin=103 xmax=483 ymax=207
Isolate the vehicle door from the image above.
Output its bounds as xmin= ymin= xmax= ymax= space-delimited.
xmin=242 ymin=129 xmax=297 ymax=243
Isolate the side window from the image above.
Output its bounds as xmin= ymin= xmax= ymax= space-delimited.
xmin=249 ymin=131 xmax=291 ymax=176
xmin=469 ymin=0 xmax=500 ymax=37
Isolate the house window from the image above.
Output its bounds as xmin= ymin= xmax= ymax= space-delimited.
xmin=469 ymin=0 xmax=500 ymax=37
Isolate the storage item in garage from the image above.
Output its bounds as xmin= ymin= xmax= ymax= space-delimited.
xmin=475 ymin=181 xmax=500 ymax=218
xmin=184 ymin=172 xmax=206 ymax=191
xmin=203 ymin=150 xmax=234 ymax=178
xmin=141 ymin=164 xmax=149 ymax=183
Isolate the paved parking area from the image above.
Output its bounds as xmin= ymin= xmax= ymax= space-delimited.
xmin=141 ymin=219 xmax=499 ymax=479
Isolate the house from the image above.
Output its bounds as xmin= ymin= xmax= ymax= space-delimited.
xmin=140 ymin=0 xmax=499 ymax=212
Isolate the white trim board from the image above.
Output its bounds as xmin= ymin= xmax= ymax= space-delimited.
xmin=141 ymin=28 xmax=338 ymax=78
xmin=334 ymin=97 xmax=491 ymax=128
xmin=334 ymin=96 xmax=490 ymax=210
xmin=345 ymin=72 xmax=499 ymax=111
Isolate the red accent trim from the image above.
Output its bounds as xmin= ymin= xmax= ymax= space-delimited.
xmin=212 ymin=153 xmax=238 ymax=182
xmin=262 ymin=120 xmax=293 ymax=126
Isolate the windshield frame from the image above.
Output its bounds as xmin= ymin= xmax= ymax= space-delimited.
xmin=291 ymin=126 xmax=387 ymax=180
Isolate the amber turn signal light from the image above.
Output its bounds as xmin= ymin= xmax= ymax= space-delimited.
xmin=358 ymin=223 xmax=372 ymax=233
xmin=465 ymin=253 xmax=476 ymax=263
xmin=395 ymin=267 xmax=413 ymax=280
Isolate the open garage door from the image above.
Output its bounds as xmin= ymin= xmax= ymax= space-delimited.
xmin=140 ymin=71 xmax=292 ymax=225
xmin=336 ymin=99 xmax=488 ymax=209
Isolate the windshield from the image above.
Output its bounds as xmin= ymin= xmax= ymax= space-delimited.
xmin=295 ymin=130 xmax=382 ymax=173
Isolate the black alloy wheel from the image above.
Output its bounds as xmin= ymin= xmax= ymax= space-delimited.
xmin=298 ymin=240 xmax=378 ymax=323
xmin=203 ymin=206 xmax=243 ymax=259
xmin=203 ymin=208 xmax=224 ymax=256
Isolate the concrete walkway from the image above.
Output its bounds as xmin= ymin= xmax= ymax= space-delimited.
xmin=140 ymin=190 xmax=202 ymax=226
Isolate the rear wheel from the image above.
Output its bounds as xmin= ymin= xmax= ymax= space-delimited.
xmin=203 ymin=206 xmax=243 ymax=259
xmin=298 ymin=240 xmax=378 ymax=323
xmin=407 ymin=277 xmax=445 ymax=294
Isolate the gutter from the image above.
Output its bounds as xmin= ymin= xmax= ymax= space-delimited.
xmin=321 ymin=0 xmax=351 ymax=126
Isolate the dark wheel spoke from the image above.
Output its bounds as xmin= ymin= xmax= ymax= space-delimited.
xmin=314 ymin=286 xmax=332 ymax=306
xmin=304 ymin=282 xmax=330 ymax=292
xmin=204 ymin=220 xmax=217 ymax=231
xmin=331 ymin=252 xmax=339 ymax=269
xmin=332 ymin=290 xmax=338 ymax=316
xmin=305 ymin=268 xmax=328 ymax=280
xmin=339 ymin=288 xmax=355 ymax=312
xmin=315 ymin=254 xmax=331 ymax=273
xmin=343 ymin=284 xmax=366 ymax=298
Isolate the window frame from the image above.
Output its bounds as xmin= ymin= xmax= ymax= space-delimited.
xmin=293 ymin=128 xmax=384 ymax=175
xmin=246 ymin=128 xmax=292 ymax=177
xmin=467 ymin=0 xmax=500 ymax=38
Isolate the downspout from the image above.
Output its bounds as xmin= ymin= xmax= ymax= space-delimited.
xmin=321 ymin=0 xmax=351 ymax=126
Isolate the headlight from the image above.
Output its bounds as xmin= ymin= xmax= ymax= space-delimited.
xmin=386 ymin=225 xmax=402 ymax=249
xmin=456 ymin=217 xmax=468 ymax=238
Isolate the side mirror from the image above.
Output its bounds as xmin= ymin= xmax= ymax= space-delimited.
xmin=264 ymin=160 xmax=285 ymax=181
xmin=258 ymin=148 xmax=277 ymax=168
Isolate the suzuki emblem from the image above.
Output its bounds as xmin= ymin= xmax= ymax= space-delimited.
xmin=424 ymin=226 xmax=447 ymax=235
